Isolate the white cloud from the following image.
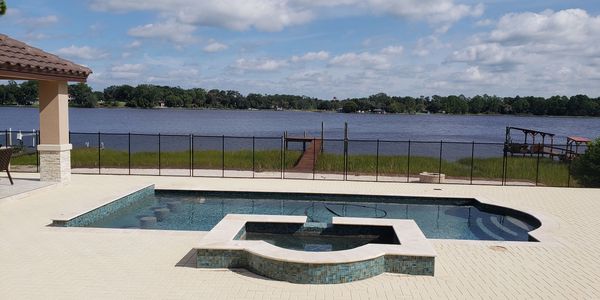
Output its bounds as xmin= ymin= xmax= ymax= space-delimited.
xmin=5 ymin=12 xmax=60 ymax=35
xmin=126 ymin=40 xmax=142 ymax=48
xmin=92 ymin=0 xmax=313 ymax=32
xmin=167 ymin=68 xmax=199 ymax=77
xmin=461 ymin=66 xmax=485 ymax=81
xmin=203 ymin=40 xmax=228 ymax=53
xmin=448 ymin=43 xmax=525 ymax=69
xmin=23 ymin=33 xmax=51 ymax=41
xmin=448 ymin=9 xmax=600 ymax=67
xmin=329 ymin=46 xmax=402 ymax=70
xmin=128 ymin=20 xmax=198 ymax=44
xmin=234 ymin=58 xmax=289 ymax=72
xmin=91 ymin=0 xmax=480 ymax=32
xmin=290 ymin=51 xmax=330 ymax=62
xmin=110 ymin=64 xmax=145 ymax=79
xmin=369 ymin=0 xmax=483 ymax=25
xmin=18 ymin=15 xmax=59 ymax=27
xmin=233 ymin=50 xmax=330 ymax=72
xmin=329 ymin=52 xmax=391 ymax=70
xmin=56 ymin=45 xmax=109 ymax=60
xmin=111 ymin=64 xmax=145 ymax=73
xmin=380 ymin=45 xmax=404 ymax=55
xmin=444 ymin=8 xmax=600 ymax=95
xmin=475 ymin=18 xmax=494 ymax=27
xmin=295 ymin=0 xmax=483 ymax=31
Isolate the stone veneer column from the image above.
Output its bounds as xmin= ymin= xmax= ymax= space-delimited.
xmin=37 ymin=81 xmax=72 ymax=182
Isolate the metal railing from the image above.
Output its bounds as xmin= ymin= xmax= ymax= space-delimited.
xmin=3 ymin=129 xmax=586 ymax=188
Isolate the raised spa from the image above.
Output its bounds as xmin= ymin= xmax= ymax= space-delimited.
xmin=195 ymin=214 xmax=436 ymax=284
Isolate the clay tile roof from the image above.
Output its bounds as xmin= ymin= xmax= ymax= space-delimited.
xmin=0 ymin=34 xmax=92 ymax=82
xmin=568 ymin=136 xmax=591 ymax=143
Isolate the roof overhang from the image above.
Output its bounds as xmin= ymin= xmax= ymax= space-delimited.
xmin=0 ymin=34 xmax=92 ymax=83
xmin=0 ymin=68 xmax=88 ymax=82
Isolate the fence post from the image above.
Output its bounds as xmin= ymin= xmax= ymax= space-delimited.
xmin=470 ymin=141 xmax=475 ymax=185
xmin=128 ymin=132 xmax=131 ymax=175
xmin=191 ymin=135 xmax=195 ymax=177
xmin=158 ymin=133 xmax=161 ymax=176
xmin=280 ymin=135 xmax=284 ymax=179
xmin=4 ymin=129 xmax=7 ymax=146
xmin=567 ymin=143 xmax=572 ymax=187
xmin=407 ymin=140 xmax=411 ymax=183
xmin=283 ymin=134 xmax=287 ymax=179
xmin=320 ymin=121 xmax=324 ymax=153
xmin=376 ymin=139 xmax=380 ymax=182
xmin=438 ymin=140 xmax=443 ymax=183
xmin=221 ymin=135 xmax=225 ymax=178
xmin=36 ymin=130 xmax=39 ymax=173
xmin=535 ymin=148 xmax=541 ymax=186
xmin=252 ymin=136 xmax=255 ymax=178
xmin=344 ymin=122 xmax=348 ymax=181
xmin=501 ymin=141 xmax=508 ymax=186
xmin=98 ymin=132 xmax=101 ymax=174
xmin=312 ymin=138 xmax=316 ymax=180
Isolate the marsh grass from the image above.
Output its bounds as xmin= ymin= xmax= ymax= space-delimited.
xmin=10 ymin=148 xmax=571 ymax=186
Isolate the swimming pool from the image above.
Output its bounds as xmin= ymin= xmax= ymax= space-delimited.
xmin=62 ymin=189 xmax=540 ymax=242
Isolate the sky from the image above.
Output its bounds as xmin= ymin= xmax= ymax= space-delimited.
xmin=1 ymin=0 xmax=600 ymax=99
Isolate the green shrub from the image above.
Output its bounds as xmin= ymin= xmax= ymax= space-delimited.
xmin=571 ymin=138 xmax=600 ymax=188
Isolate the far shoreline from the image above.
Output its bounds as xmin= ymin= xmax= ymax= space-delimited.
xmin=1 ymin=104 xmax=600 ymax=119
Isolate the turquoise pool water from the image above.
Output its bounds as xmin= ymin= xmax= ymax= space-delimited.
xmin=76 ymin=190 xmax=539 ymax=241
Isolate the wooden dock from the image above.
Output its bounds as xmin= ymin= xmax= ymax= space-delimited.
xmin=288 ymin=137 xmax=322 ymax=172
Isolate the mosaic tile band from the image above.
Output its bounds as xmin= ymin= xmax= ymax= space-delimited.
xmin=197 ymin=248 xmax=434 ymax=284
xmin=52 ymin=185 xmax=155 ymax=227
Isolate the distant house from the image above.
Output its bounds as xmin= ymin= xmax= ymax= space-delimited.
xmin=372 ymin=108 xmax=386 ymax=114
xmin=158 ymin=100 xmax=166 ymax=108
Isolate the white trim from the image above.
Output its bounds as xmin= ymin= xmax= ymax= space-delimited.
xmin=37 ymin=144 xmax=73 ymax=152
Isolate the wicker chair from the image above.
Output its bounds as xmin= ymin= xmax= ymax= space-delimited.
xmin=0 ymin=147 xmax=13 ymax=185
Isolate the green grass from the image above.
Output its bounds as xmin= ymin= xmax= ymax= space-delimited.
xmin=10 ymin=148 xmax=572 ymax=186
xmin=11 ymin=148 xmax=300 ymax=171
xmin=316 ymin=153 xmax=571 ymax=186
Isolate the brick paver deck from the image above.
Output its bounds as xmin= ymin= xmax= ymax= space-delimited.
xmin=1 ymin=173 xmax=599 ymax=299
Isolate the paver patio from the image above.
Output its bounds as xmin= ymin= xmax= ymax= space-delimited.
xmin=0 ymin=173 xmax=599 ymax=299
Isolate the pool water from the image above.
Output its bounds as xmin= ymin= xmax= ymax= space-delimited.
xmin=84 ymin=190 xmax=539 ymax=241
xmin=238 ymin=222 xmax=399 ymax=252
xmin=245 ymin=232 xmax=376 ymax=251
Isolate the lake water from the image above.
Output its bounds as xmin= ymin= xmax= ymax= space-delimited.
xmin=1 ymin=107 xmax=598 ymax=143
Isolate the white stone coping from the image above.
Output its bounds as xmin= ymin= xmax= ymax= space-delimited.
xmin=37 ymin=143 xmax=73 ymax=152
xmin=196 ymin=214 xmax=437 ymax=265
xmin=50 ymin=183 xmax=154 ymax=222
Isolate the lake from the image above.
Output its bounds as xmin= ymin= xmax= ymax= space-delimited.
xmin=1 ymin=107 xmax=598 ymax=143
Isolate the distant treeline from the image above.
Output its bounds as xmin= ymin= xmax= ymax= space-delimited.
xmin=1 ymin=80 xmax=600 ymax=116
